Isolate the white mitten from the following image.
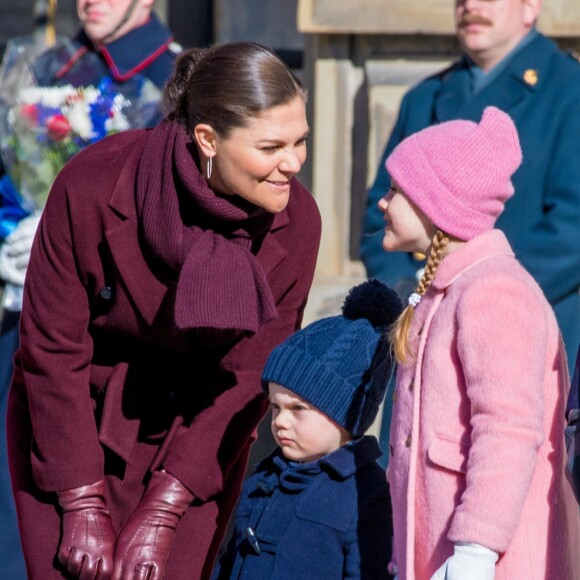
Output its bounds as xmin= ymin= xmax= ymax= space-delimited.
xmin=431 ymin=542 xmax=498 ymax=580
xmin=0 ymin=212 xmax=41 ymax=285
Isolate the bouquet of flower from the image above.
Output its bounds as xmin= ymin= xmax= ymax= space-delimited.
xmin=1 ymin=78 xmax=136 ymax=211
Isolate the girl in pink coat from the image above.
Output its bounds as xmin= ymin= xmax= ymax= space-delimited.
xmin=378 ymin=107 xmax=580 ymax=580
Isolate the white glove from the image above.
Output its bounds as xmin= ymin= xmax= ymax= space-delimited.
xmin=431 ymin=542 xmax=498 ymax=580
xmin=0 ymin=212 xmax=41 ymax=286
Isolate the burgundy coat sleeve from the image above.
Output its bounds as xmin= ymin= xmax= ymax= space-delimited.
xmin=17 ymin=167 xmax=104 ymax=492
xmin=162 ymin=184 xmax=321 ymax=500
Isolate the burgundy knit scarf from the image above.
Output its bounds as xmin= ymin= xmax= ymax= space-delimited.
xmin=136 ymin=119 xmax=278 ymax=335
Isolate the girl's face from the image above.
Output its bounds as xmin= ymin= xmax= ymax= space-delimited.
xmin=206 ymin=97 xmax=309 ymax=214
xmin=269 ymin=383 xmax=351 ymax=463
xmin=378 ymin=181 xmax=436 ymax=253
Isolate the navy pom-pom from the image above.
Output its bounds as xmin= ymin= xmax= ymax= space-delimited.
xmin=342 ymin=279 xmax=403 ymax=328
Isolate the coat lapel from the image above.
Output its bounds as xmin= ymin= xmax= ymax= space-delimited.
xmin=471 ymin=71 xmax=531 ymax=113
xmin=405 ymin=289 xmax=445 ymax=580
xmin=105 ymin=218 xmax=168 ymax=327
xmin=104 ymin=136 xmax=168 ymax=327
xmin=434 ymin=61 xmax=472 ymax=122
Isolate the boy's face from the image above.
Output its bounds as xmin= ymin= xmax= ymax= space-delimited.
xmin=268 ymin=383 xmax=351 ymax=463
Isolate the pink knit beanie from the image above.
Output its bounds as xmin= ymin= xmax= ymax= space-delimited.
xmin=385 ymin=106 xmax=522 ymax=241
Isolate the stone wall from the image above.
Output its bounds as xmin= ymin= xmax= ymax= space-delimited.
xmin=299 ymin=0 xmax=580 ymax=36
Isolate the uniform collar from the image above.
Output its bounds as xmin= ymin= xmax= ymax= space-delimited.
xmin=435 ymin=32 xmax=557 ymax=122
xmin=76 ymin=12 xmax=173 ymax=81
xmin=432 ymin=230 xmax=514 ymax=291
xmin=467 ymin=28 xmax=540 ymax=94
xmin=500 ymin=32 xmax=557 ymax=92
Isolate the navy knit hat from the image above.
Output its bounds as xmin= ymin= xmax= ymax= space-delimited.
xmin=261 ymin=280 xmax=403 ymax=437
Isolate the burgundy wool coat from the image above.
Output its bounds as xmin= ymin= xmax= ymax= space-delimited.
xmin=6 ymin=129 xmax=321 ymax=579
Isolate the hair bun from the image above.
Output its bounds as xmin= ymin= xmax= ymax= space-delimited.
xmin=342 ymin=279 xmax=402 ymax=328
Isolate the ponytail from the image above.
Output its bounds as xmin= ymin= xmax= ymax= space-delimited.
xmin=162 ymin=47 xmax=208 ymax=126
xmin=390 ymin=230 xmax=449 ymax=364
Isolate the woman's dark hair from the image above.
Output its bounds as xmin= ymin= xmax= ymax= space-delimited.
xmin=163 ymin=42 xmax=307 ymax=137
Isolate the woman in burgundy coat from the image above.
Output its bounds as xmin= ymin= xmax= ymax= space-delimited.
xmin=6 ymin=43 xmax=321 ymax=580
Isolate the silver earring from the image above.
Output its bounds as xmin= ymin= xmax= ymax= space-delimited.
xmin=206 ymin=156 xmax=213 ymax=180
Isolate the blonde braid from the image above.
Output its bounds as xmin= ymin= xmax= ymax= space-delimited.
xmin=390 ymin=230 xmax=449 ymax=363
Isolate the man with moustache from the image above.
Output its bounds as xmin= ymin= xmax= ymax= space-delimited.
xmin=361 ymin=0 xmax=580 ymax=456
xmin=0 ymin=2 xmax=177 ymax=577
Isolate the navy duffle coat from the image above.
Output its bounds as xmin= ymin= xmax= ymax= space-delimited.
xmin=214 ymin=436 xmax=392 ymax=579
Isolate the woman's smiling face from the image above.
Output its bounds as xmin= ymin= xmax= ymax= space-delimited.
xmin=206 ymin=96 xmax=309 ymax=214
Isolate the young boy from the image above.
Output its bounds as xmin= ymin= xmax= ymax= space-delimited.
xmin=213 ymin=280 xmax=402 ymax=579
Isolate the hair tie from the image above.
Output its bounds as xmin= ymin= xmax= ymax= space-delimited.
xmin=408 ymin=292 xmax=422 ymax=308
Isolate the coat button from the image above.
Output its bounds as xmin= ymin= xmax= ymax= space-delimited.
xmin=98 ymin=286 xmax=114 ymax=301
xmin=389 ymin=444 xmax=394 ymax=457
xmin=405 ymin=435 xmax=412 ymax=447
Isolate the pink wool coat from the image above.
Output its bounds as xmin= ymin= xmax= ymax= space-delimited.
xmin=388 ymin=230 xmax=580 ymax=580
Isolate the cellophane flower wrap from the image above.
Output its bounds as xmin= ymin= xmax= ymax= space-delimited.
xmin=0 ymin=35 xmax=163 ymax=237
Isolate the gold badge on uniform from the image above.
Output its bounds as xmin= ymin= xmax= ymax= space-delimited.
xmin=523 ymin=69 xmax=538 ymax=86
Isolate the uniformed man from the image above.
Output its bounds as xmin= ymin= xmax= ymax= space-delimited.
xmin=0 ymin=1 xmax=178 ymax=576
xmin=361 ymin=0 xmax=580 ymax=457
xmin=35 ymin=0 xmax=179 ymax=91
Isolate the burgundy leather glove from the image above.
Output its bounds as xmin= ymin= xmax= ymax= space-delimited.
xmin=112 ymin=470 xmax=194 ymax=580
xmin=57 ymin=479 xmax=116 ymax=580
